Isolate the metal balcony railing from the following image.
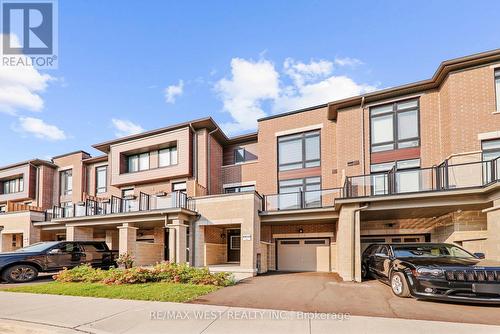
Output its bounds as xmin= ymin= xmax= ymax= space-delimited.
xmin=47 ymin=191 xmax=195 ymax=220
xmin=343 ymin=157 xmax=500 ymax=198
xmin=263 ymin=188 xmax=342 ymax=211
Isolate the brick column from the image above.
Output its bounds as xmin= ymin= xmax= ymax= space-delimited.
xmin=336 ymin=204 xmax=361 ymax=282
xmin=117 ymin=223 xmax=138 ymax=257
xmin=105 ymin=230 xmax=119 ymax=251
xmin=66 ymin=226 xmax=93 ymax=241
xmin=193 ymin=223 xmax=205 ymax=267
xmin=485 ymin=199 xmax=500 ymax=260
xmin=170 ymin=219 xmax=188 ymax=264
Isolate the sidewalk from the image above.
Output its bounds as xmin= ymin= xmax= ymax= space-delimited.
xmin=0 ymin=292 xmax=499 ymax=334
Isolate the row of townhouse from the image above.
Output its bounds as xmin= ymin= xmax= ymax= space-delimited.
xmin=1 ymin=49 xmax=500 ymax=281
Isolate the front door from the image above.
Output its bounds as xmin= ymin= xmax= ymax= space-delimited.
xmin=227 ymin=229 xmax=241 ymax=262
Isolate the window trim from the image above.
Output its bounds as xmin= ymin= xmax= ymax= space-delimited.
xmin=95 ymin=166 xmax=107 ymax=194
xmin=370 ymin=98 xmax=420 ymax=153
xmin=126 ymin=152 xmax=150 ymax=173
xmin=278 ymin=176 xmax=321 ymax=194
xmin=158 ymin=146 xmax=178 ymax=168
xmin=277 ymin=130 xmax=321 ymax=172
xmin=481 ymin=138 xmax=500 ymax=161
xmin=60 ymin=170 xmax=73 ymax=196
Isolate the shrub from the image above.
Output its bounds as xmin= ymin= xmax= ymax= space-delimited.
xmin=116 ymin=252 xmax=134 ymax=269
xmin=54 ymin=262 xmax=235 ymax=287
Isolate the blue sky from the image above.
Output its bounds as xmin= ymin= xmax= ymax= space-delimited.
xmin=1 ymin=0 xmax=500 ymax=165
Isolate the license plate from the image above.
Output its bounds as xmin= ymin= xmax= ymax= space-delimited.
xmin=472 ymin=284 xmax=500 ymax=294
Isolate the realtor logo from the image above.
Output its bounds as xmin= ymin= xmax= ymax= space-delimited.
xmin=1 ymin=0 xmax=58 ymax=68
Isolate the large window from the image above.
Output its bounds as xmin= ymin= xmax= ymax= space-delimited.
xmin=370 ymin=159 xmax=421 ymax=195
xmin=482 ymin=139 xmax=500 ymax=161
xmin=278 ymin=131 xmax=320 ymax=171
xmin=159 ymin=147 xmax=178 ymax=167
xmin=127 ymin=153 xmax=149 ymax=172
xmin=234 ymin=148 xmax=246 ymax=164
xmin=60 ymin=170 xmax=73 ymax=196
xmin=2 ymin=177 xmax=24 ymax=194
xmin=95 ymin=166 xmax=107 ymax=194
xmin=370 ymin=99 xmax=419 ymax=152
xmin=495 ymin=69 xmax=500 ymax=112
xmin=278 ymin=177 xmax=321 ymax=209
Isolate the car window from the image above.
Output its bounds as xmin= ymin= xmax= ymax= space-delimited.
xmin=53 ymin=243 xmax=81 ymax=253
xmin=392 ymin=244 xmax=474 ymax=258
xmin=377 ymin=245 xmax=389 ymax=256
xmin=82 ymin=243 xmax=107 ymax=252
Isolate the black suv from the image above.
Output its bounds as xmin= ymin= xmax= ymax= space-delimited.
xmin=0 ymin=241 xmax=117 ymax=283
xmin=362 ymin=243 xmax=500 ymax=304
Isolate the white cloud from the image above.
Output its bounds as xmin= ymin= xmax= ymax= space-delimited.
xmin=111 ymin=118 xmax=144 ymax=137
xmin=165 ymin=80 xmax=184 ymax=104
xmin=334 ymin=57 xmax=363 ymax=67
xmin=214 ymin=56 xmax=377 ymax=134
xmin=215 ymin=58 xmax=280 ymax=134
xmin=16 ymin=117 xmax=67 ymax=141
xmin=0 ymin=34 xmax=53 ymax=114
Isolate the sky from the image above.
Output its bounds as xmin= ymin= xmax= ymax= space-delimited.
xmin=1 ymin=0 xmax=500 ymax=166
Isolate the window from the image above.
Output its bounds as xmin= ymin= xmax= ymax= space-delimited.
xmin=2 ymin=177 xmax=24 ymax=194
xmin=370 ymin=99 xmax=419 ymax=152
xmin=278 ymin=177 xmax=321 ymax=209
xmin=95 ymin=166 xmax=107 ymax=194
xmin=278 ymin=131 xmax=320 ymax=171
xmin=122 ymin=188 xmax=136 ymax=212
xmin=482 ymin=139 xmax=500 ymax=161
xmin=127 ymin=153 xmax=149 ymax=172
xmin=159 ymin=146 xmax=178 ymax=167
xmin=60 ymin=170 xmax=73 ymax=195
xmin=224 ymin=185 xmax=255 ymax=193
xmin=370 ymin=159 xmax=421 ymax=195
xmin=61 ymin=201 xmax=73 ymax=217
xmin=172 ymin=182 xmax=187 ymax=192
xmin=234 ymin=148 xmax=246 ymax=164
xmin=0 ymin=205 xmax=5 ymax=213
xmin=496 ymin=69 xmax=500 ymax=112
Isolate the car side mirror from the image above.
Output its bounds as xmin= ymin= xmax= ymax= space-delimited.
xmin=474 ymin=252 xmax=485 ymax=259
xmin=374 ymin=253 xmax=389 ymax=258
xmin=48 ymin=248 xmax=62 ymax=255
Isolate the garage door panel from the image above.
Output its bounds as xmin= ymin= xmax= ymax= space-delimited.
xmin=278 ymin=238 xmax=330 ymax=272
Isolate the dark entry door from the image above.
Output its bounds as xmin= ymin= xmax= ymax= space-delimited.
xmin=164 ymin=229 xmax=170 ymax=261
xmin=227 ymin=229 xmax=241 ymax=262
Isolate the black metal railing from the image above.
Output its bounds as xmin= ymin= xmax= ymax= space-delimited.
xmin=343 ymin=157 xmax=500 ymax=198
xmin=263 ymin=188 xmax=342 ymax=211
xmin=48 ymin=191 xmax=195 ymax=220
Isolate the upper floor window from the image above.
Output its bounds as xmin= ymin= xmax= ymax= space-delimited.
xmin=234 ymin=148 xmax=246 ymax=164
xmin=370 ymin=99 xmax=420 ymax=152
xmin=278 ymin=130 xmax=320 ymax=172
xmin=60 ymin=170 xmax=73 ymax=196
xmin=224 ymin=185 xmax=255 ymax=193
xmin=0 ymin=205 xmax=5 ymax=213
xmin=95 ymin=166 xmax=107 ymax=194
xmin=495 ymin=69 xmax=500 ymax=112
xmin=482 ymin=139 xmax=500 ymax=161
xmin=172 ymin=182 xmax=187 ymax=192
xmin=2 ymin=177 xmax=24 ymax=194
xmin=159 ymin=147 xmax=178 ymax=167
xmin=127 ymin=153 xmax=149 ymax=172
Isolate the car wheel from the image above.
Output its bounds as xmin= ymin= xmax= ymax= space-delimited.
xmin=361 ymin=263 xmax=370 ymax=279
xmin=3 ymin=265 xmax=39 ymax=283
xmin=390 ymin=272 xmax=410 ymax=298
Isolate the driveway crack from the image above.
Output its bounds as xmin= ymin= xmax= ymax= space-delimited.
xmin=199 ymin=306 xmax=231 ymax=334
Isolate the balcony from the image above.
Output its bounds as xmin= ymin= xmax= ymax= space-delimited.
xmin=343 ymin=158 xmax=500 ymax=198
xmin=263 ymin=188 xmax=342 ymax=211
xmin=47 ymin=191 xmax=195 ymax=220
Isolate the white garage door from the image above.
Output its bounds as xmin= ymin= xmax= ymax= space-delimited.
xmin=277 ymin=238 xmax=330 ymax=272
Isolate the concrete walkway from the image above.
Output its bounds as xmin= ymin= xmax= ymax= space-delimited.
xmin=0 ymin=292 xmax=499 ymax=334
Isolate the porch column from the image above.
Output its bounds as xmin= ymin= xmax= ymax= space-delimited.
xmin=193 ymin=223 xmax=205 ymax=267
xmin=336 ymin=204 xmax=361 ymax=282
xmin=170 ymin=219 xmax=188 ymax=264
xmin=485 ymin=199 xmax=500 ymax=260
xmin=105 ymin=230 xmax=119 ymax=251
xmin=66 ymin=226 xmax=93 ymax=241
xmin=117 ymin=223 xmax=138 ymax=257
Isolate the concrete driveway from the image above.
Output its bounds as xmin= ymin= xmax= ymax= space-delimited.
xmin=191 ymin=272 xmax=500 ymax=326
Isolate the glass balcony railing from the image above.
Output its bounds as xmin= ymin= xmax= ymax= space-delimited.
xmin=263 ymin=188 xmax=342 ymax=211
xmin=343 ymin=158 xmax=500 ymax=198
xmin=48 ymin=191 xmax=194 ymax=220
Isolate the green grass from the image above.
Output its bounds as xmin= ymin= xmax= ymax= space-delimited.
xmin=4 ymin=282 xmax=220 ymax=302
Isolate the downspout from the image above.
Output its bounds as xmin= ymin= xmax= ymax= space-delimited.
xmin=360 ymin=96 xmax=367 ymax=175
xmin=352 ymin=204 xmax=369 ymax=281
xmin=207 ymin=128 xmax=219 ymax=195
xmin=188 ymin=124 xmax=198 ymax=182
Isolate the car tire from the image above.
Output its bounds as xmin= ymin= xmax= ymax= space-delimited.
xmin=361 ymin=263 xmax=370 ymax=279
xmin=2 ymin=265 xmax=39 ymax=283
xmin=390 ymin=272 xmax=410 ymax=298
